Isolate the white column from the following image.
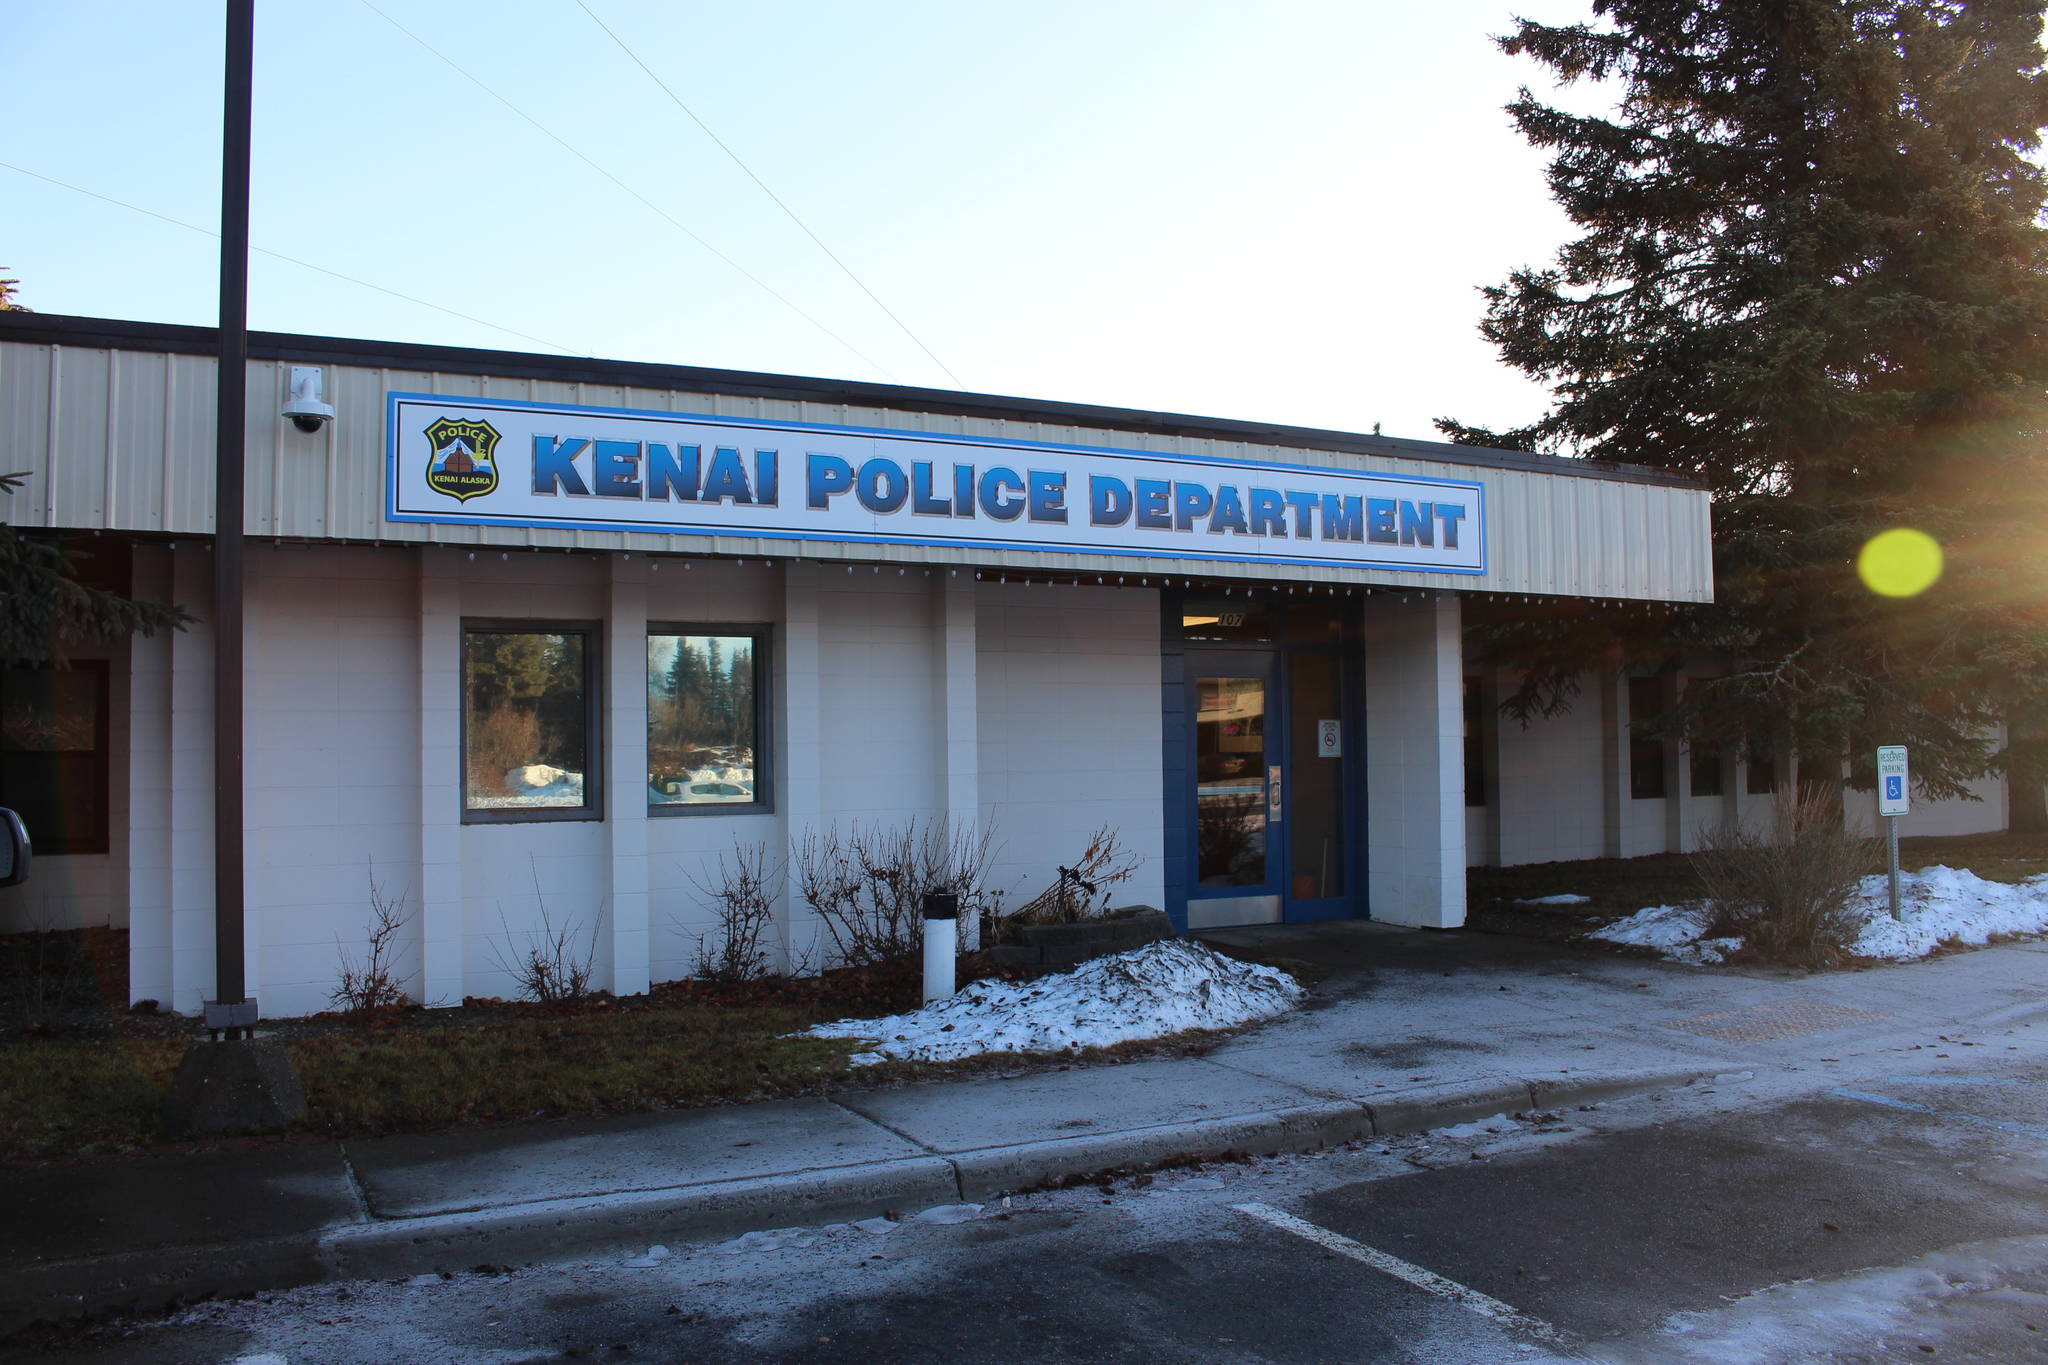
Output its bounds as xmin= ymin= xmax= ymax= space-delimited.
xmin=126 ymin=544 xmax=175 ymax=1007
xmin=605 ymin=556 xmax=651 ymax=997
xmin=167 ymin=545 xmax=216 ymax=1014
xmin=936 ymin=576 xmax=978 ymax=836
xmin=1599 ymin=671 xmax=1626 ymax=859
xmin=777 ymin=563 xmax=825 ymax=973
xmin=416 ymin=552 xmax=465 ymax=1007
xmin=1363 ymin=593 xmax=1466 ymax=928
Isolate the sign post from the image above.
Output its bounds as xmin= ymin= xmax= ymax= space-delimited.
xmin=1876 ymin=745 xmax=1909 ymax=921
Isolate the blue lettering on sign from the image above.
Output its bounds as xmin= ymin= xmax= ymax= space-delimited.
xmin=592 ymin=439 xmax=642 ymax=498
xmin=911 ymin=462 xmax=952 ymax=516
xmin=807 ymin=452 xmax=854 ymax=509
xmin=646 ymin=444 xmax=699 ymax=502
xmin=532 ymin=436 xmax=591 ymax=496
xmin=422 ymin=410 xmax=1479 ymax=570
xmin=980 ymin=466 xmax=1025 ymax=520
xmin=857 ymin=458 xmax=909 ymax=514
xmin=1027 ymin=470 xmax=1068 ymax=523
xmin=1135 ymin=479 xmax=1172 ymax=530
xmin=1090 ymin=475 xmax=1132 ymax=527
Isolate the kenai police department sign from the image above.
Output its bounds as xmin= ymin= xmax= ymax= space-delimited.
xmin=386 ymin=394 xmax=1486 ymax=573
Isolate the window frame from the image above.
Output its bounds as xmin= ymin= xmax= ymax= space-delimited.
xmin=0 ymin=659 xmax=111 ymax=856
xmin=459 ymin=619 xmax=604 ymax=825
xmin=1627 ymin=675 xmax=1670 ymax=801
xmin=646 ymin=622 xmax=773 ymax=818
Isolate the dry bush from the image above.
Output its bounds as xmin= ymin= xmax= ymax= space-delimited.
xmin=330 ymin=868 xmax=413 ymax=1018
xmin=1690 ymin=786 xmax=1877 ymax=967
xmin=684 ymin=840 xmax=783 ymax=984
xmin=466 ymin=703 xmax=542 ymax=796
xmin=795 ymin=819 xmax=1001 ymax=969
xmin=1006 ymin=825 xmax=1142 ymax=927
xmin=490 ymin=864 xmax=600 ymax=1003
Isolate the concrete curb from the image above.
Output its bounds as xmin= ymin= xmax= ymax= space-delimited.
xmin=0 ymin=1067 xmax=1702 ymax=1333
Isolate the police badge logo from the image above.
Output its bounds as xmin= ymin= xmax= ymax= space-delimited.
xmin=424 ymin=417 xmax=501 ymax=502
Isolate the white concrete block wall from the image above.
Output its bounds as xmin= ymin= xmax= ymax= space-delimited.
xmin=1489 ymin=674 xmax=1607 ymax=867
xmin=813 ymin=569 xmax=943 ymax=829
xmin=242 ymin=546 xmax=423 ymax=1018
xmin=1363 ymin=595 xmax=1465 ymax=927
xmin=974 ymin=582 xmax=1166 ymax=913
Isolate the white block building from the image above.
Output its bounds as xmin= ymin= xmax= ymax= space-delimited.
xmin=0 ymin=310 xmax=1831 ymax=1019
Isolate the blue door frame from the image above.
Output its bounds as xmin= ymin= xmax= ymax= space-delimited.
xmin=1159 ymin=592 xmax=1366 ymax=931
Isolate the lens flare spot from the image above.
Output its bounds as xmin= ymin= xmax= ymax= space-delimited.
xmin=1857 ymin=528 xmax=1943 ymax=597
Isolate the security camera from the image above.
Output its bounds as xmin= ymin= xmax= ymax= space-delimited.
xmin=283 ymin=365 xmax=335 ymax=434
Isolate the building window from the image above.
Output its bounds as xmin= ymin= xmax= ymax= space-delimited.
xmin=462 ymin=624 xmax=600 ymax=821
xmin=0 ymin=662 xmax=110 ymax=856
xmin=1746 ymin=747 xmax=1778 ymax=795
xmin=648 ymin=629 xmax=767 ymax=812
xmin=1463 ymin=675 xmax=1487 ymax=807
xmin=1690 ymin=740 xmax=1725 ymax=798
xmin=1628 ymin=677 xmax=1668 ymax=800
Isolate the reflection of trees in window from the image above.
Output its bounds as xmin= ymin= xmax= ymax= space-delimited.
xmin=463 ymin=629 xmax=592 ymax=811
xmin=648 ymin=633 xmax=760 ymax=807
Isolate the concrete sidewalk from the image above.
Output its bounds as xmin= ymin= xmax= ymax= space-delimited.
xmin=8 ymin=921 xmax=2048 ymax=1334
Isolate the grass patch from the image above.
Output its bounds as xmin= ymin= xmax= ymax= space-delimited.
xmin=1467 ymin=852 xmax=1705 ymax=924
xmin=0 ymin=1037 xmax=185 ymax=1161
xmin=289 ymin=1004 xmax=863 ymax=1135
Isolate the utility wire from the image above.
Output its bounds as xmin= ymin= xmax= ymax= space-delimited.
xmin=358 ymin=0 xmax=903 ymax=383
xmin=0 ymin=159 xmax=580 ymax=354
xmin=572 ymin=0 xmax=967 ymax=390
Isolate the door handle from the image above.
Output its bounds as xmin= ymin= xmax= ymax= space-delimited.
xmin=1268 ymin=764 xmax=1283 ymax=820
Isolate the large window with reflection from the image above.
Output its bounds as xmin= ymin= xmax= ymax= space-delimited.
xmin=647 ymin=628 xmax=768 ymax=813
xmin=462 ymin=623 xmax=600 ymax=821
xmin=0 ymin=662 xmax=110 ymax=855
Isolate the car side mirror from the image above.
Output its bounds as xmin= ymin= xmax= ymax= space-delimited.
xmin=0 ymin=809 xmax=30 ymax=888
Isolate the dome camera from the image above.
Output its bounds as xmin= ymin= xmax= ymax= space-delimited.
xmin=283 ymin=365 xmax=335 ymax=434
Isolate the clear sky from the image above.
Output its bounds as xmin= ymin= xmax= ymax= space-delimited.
xmin=5 ymin=0 xmax=1609 ymax=442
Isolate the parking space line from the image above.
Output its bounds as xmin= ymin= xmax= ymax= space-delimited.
xmin=1232 ymin=1202 xmax=1570 ymax=1348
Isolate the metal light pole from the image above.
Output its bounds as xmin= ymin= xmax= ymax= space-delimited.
xmin=211 ymin=0 xmax=254 ymax=1035
xmin=162 ymin=0 xmax=305 ymax=1133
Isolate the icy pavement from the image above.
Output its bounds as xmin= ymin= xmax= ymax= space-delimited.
xmin=1588 ymin=864 xmax=2048 ymax=964
xmin=804 ymin=937 xmax=1303 ymax=1062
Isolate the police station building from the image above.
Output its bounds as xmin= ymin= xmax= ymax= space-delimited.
xmin=0 ymin=311 xmax=1738 ymax=1017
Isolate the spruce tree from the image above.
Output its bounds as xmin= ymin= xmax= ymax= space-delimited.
xmin=1444 ymin=0 xmax=2048 ymax=806
xmin=1 ymin=473 xmax=187 ymax=664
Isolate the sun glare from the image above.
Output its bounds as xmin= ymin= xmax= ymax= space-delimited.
xmin=1857 ymin=528 xmax=1944 ymax=597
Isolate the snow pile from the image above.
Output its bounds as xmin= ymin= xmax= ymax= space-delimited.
xmin=1587 ymin=865 xmax=2048 ymax=964
xmin=805 ymin=938 xmax=1302 ymax=1063
xmin=1515 ymin=893 xmax=1592 ymax=906
xmin=470 ymin=764 xmax=586 ymax=808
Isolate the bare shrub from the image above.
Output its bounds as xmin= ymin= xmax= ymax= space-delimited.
xmin=795 ymin=818 xmax=1001 ymax=969
xmin=490 ymin=864 xmax=600 ymax=1003
xmin=1690 ymin=786 xmax=1877 ymax=966
xmin=1006 ymin=825 xmax=1142 ymax=927
xmin=330 ymin=867 xmax=413 ymax=1018
xmin=684 ymin=840 xmax=783 ymax=984
xmin=466 ymin=703 xmax=542 ymax=797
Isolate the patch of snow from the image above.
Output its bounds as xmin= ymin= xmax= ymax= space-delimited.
xmin=713 ymin=1227 xmax=817 ymax=1255
xmin=909 ymin=1204 xmax=986 ymax=1225
xmin=620 ymin=1244 xmax=671 ymax=1268
xmin=1435 ymin=1116 xmax=1512 ymax=1139
xmin=470 ymin=765 xmax=585 ymax=809
xmin=1589 ymin=902 xmax=1711 ymax=951
xmin=1587 ymin=865 xmax=2048 ymax=966
xmin=805 ymin=938 xmax=1302 ymax=1063
xmin=1514 ymin=893 xmax=1592 ymax=905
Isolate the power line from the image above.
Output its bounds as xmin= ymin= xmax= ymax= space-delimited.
xmin=572 ymin=0 xmax=967 ymax=390
xmin=357 ymin=0 xmax=903 ymax=384
xmin=0 ymin=159 xmax=580 ymax=355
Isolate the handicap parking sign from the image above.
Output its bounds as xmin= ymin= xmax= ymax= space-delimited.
xmin=1877 ymin=745 xmax=1910 ymax=816
xmin=1885 ymin=775 xmax=1903 ymax=801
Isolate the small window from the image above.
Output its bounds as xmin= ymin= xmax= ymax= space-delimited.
xmin=1463 ymin=675 xmax=1487 ymax=808
xmin=1746 ymin=749 xmax=1778 ymax=796
xmin=0 ymin=662 xmax=110 ymax=855
xmin=648 ymin=629 xmax=768 ymax=813
xmin=462 ymin=624 xmax=600 ymax=821
xmin=1628 ymin=677 xmax=1668 ymax=800
xmin=1690 ymin=740 xmax=1725 ymax=798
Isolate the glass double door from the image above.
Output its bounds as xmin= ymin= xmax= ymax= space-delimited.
xmin=1186 ymin=646 xmax=1352 ymax=928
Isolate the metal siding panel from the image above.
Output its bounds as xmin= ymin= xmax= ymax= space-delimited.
xmin=5 ymin=339 xmax=1715 ymax=601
